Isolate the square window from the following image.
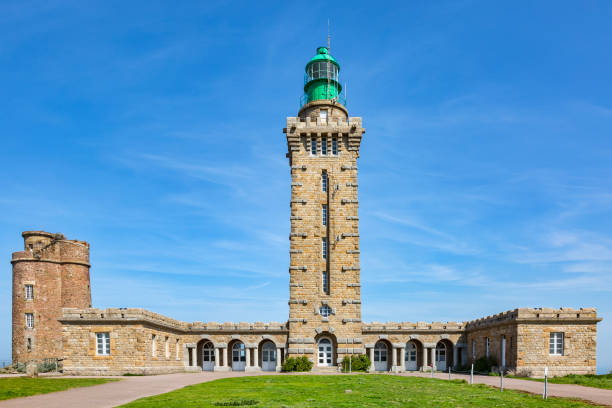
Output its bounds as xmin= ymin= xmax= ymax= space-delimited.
xmin=96 ymin=332 xmax=110 ymax=355
xmin=549 ymin=332 xmax=564 ymax=355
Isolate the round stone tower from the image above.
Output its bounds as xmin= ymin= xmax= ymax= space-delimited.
xmin=11 ymin=231 xmax=91 ymax=363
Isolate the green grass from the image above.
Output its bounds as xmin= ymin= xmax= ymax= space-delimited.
xmin=0 ymin=377 xmax=119 ymax=401
xmin=512 ymin=373 xmax=612 ymax=390
xmin=119 ymin=375 xmax=601 ymax=407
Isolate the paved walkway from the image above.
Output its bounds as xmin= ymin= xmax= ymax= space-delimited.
xmin=0 ymin=372 xmax=271 ymax=408
xmin=400 ymin=371 xmax=612 ymax=406
xmin=0 ymin=371 xmax=610 ymax=407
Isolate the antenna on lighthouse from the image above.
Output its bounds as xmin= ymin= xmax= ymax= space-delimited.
xmin=327 ymin=19 xmax=331 ymax=51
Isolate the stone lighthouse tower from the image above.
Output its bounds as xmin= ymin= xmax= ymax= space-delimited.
xmin=284 ymin=47 xmax=365 ymax=368
xmin=11 ymin=231 xmax=92 ymax=363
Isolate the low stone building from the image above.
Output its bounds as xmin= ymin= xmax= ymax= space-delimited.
xmin=10 ymin=47 xmax=601 ymax=377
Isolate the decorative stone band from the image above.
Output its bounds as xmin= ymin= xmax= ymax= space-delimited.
xmin=291 ymin=182 xmax=303 ymax=187
xmin=291 ymin=200 xmax=307 ymax=205
xmin=342 ymin=266 xmax=360 ymax=272
xmin=337 ymin=348 xmax=366 ymax=354
xmin=346 ymin=250 xmax=360 ymax=254
xmin=288 ymin=299 xmax=308 ymax=305
xmin=315 ymin=327 xmax=336 ymax=334
xmin=289 ymin=232 xmax=307 ymax=238
xmin=287 ymin=348 xmax=314 ymax=354
xmin=341 ymin=199 xmax=359 ymax=204
xmin=291 ymin=165 xmax=307 ymax=170
xmin=342 ymin=318 xmax=362 ymax=323
xmin=342 ymin=233 xmax=359 ymax=238
xmin=336 ymin=338 xmax=363 ymax=344
xmin=290 ymin=283 xmax=304 ymax=287
xmin=288 ymin=338 xmax=315 ymax=344
xmin=341 ymin=165 xmax=358 ymax=170
xmin=289 ymin=249 xmax=303 ymax=254
xmin=362 ymin=321 xmax=464 ymax=332
xmin=347 ymin=283 xmax=361 ymax=287
xmin=290 ymin=216 xmax=303 ymax=220
xmin=346 ymin=216 xmax=359 ymax=220
xmin=11 ymin=257 xmax=91 ymax=267
xmin=342 ymin=299 xmax=362 ymax=305
xmin=288 ymin=318 xmax=307 ymax=323
xmin=345 ymin=183 xmax=358 ymax=187
xmin=289 ymin=266 xmax=307 ymax=271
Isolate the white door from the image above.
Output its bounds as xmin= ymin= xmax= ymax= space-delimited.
xmin=435 ymin=344 xmax=446 ymax=371
xmin=232 ymin=342 xmax=246 ymax=371
xmin=405 ymin=342 xmax=417 ymax=371
xmin=262 ymin=342 xmax=276 ymax=372
xmin=317 ymin=338 xmax=333 ymax=367
xmin=374 ymin=342 xmax=388 ymax=371
xmin=202 ymin=342 xmax=214 ymax=371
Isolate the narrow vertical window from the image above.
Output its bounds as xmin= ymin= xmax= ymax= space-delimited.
xmin=322 ymin=271 xmax=330 ymax=294
xmin=25 ymin=284 xmax=34 ymax=300
xmin=320 ymin=109 xmax=328 ymax=123
xmin=485 ymin=337 xmax=489 ymax=357
xmin=27 ymin=338 xmax=32 ymax=352
xmin=176 ymin=339 xmax=180 ymax=360
xmin=25 ymin=313 xmax=34 ymax=329
xmin=322 ymin=238 xmax=327 ymax=259
xmin=322 ymin=205 xmax=327 ymax=226
xmin=322 ymin=172 xmax=327 ymax=192
xmin=321 ymin=137 xmax=328 ymax=155
xmin=152 ymin=334 xmax=157 ymax=357
xmin=165 ymin=336 xmax=170 ymax=358
xmin=96 ymin=332 xmax=110 ymax=355
xmin=549 ymin=332 xmax=564 ymax=355
xmin=332 ymin=137 xmax=338 ymax=155
xmin=311 ymin=137 xmax=317 ymax=155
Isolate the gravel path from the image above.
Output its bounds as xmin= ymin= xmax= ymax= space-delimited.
xmin=400 ymin=371 xmax=612 ymax=406
xmin=0 ymin=371 xmax=609 ymax=407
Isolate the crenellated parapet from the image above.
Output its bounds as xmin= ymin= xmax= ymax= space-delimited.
xmin=464 ymin=307 xmax=601 ymax=330
xmin=362 ymin=321 xmax=464 ymax=333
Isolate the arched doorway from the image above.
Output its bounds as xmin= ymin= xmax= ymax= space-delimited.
xmin=435 ymin=342 xmax=447 ymax=371
xmin=231 ymin=341 xmax=246 ymax=371
xmin=201 ymin=341 xmax=214 ymax=371
xmin=317 ymin=337 xmax=333 ymax=367
xmin=374 ymin=341 xmax=388 ymax=372
xmin=405 ymin=341 xmax=418 ymax=371
xmin=261 ymin=341 xmax=276 ymax=372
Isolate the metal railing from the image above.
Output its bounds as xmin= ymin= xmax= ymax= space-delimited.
xmin=299 ymin=92 xmax=347 ymax=109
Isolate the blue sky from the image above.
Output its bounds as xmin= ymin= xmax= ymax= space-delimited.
xmin=1 ymin=1 xmax=611 ymax=373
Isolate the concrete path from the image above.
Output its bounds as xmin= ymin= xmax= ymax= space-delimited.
xmin=400 ymin=371 xmax=612 ymax=406
xmin=0 ymin=371 xmax=610 ymax=407
xmin=0 ymin=372 xmax=272 ymax=408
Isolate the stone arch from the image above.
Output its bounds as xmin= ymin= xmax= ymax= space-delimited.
xmin=314 ymin=332 xmax=337 ymax=367
xmin=405 ymin=338 xmax=423 ymax=371
xmin=196 ymin=338 xmax=214 ymax=369
xmin=373 ymin=339 xmax=392 ymax=371
xmin=228 ymin=339 xmax=246 ymax=372
xmin=258 ymin=339 xmax=278 ymax=372
xmin=436 ymin=339 xmax=454 ymax=371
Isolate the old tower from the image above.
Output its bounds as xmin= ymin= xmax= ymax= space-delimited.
xmin=11 ymin=231 xmax=92 ymax=363
xmin=284 ymin=47 xmax=366 ymax=367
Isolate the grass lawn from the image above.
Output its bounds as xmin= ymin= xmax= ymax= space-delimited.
xmin=0 ymin=377 xmax=119 ymax=401
xmin=513 ymin=373 xmax=612 ymax=390
xmin=119 ymin=375 xmax=600 ymax=407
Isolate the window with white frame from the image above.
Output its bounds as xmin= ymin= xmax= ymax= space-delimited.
xmin=25 ymin=313 xmax=34 ymax=329
xmin=322 ymin=271 xmax=330 ymax=295
xmin=332 ymin=137 xmax=338 ymax=155
xmin=485 ymin=337 xmax=490 ymax=357
xmin=311 ymin=137 xmax=317 ymax=155
xmin=25 ymin=284 xmax=34 ymax=300
xmin=165 ymin=336 xmax=170 ymax=358
xmin=322 ymin=238 xmax=327 ymax=259
xmin=322 ymin=205 xmax=327 ymax=226
xmin=96 ymin=332 xmax=110 ymax=355
xmin=550 ymin=332 xmax=564 ymax=355
xmin=320 ymin=305 xmax=332 ymax=318
xmin=321 ymin=137 xmax=328 ymax=155
xmin=152 ymin=334 xmax=157 ymax=357
xmin=320 ymin=109 xmax=328 ymax=123
xmin=321 ymin=172 xmax=327 ymax=192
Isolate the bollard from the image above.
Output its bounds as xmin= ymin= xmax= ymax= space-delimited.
xmin=448 ymin=366 xmax=451 ymax=380
xmin=431 ymin=364 xmax=434 ymax=378
xmin=470 ymin=363 xmax=474 ymax=385
xmin=500 ymin=369 xmax=504 ymax=392
xmin=349 ymin=356 xmax=352 ymax=374
xmin=543 ymin=367 xmax=548 ymax=400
